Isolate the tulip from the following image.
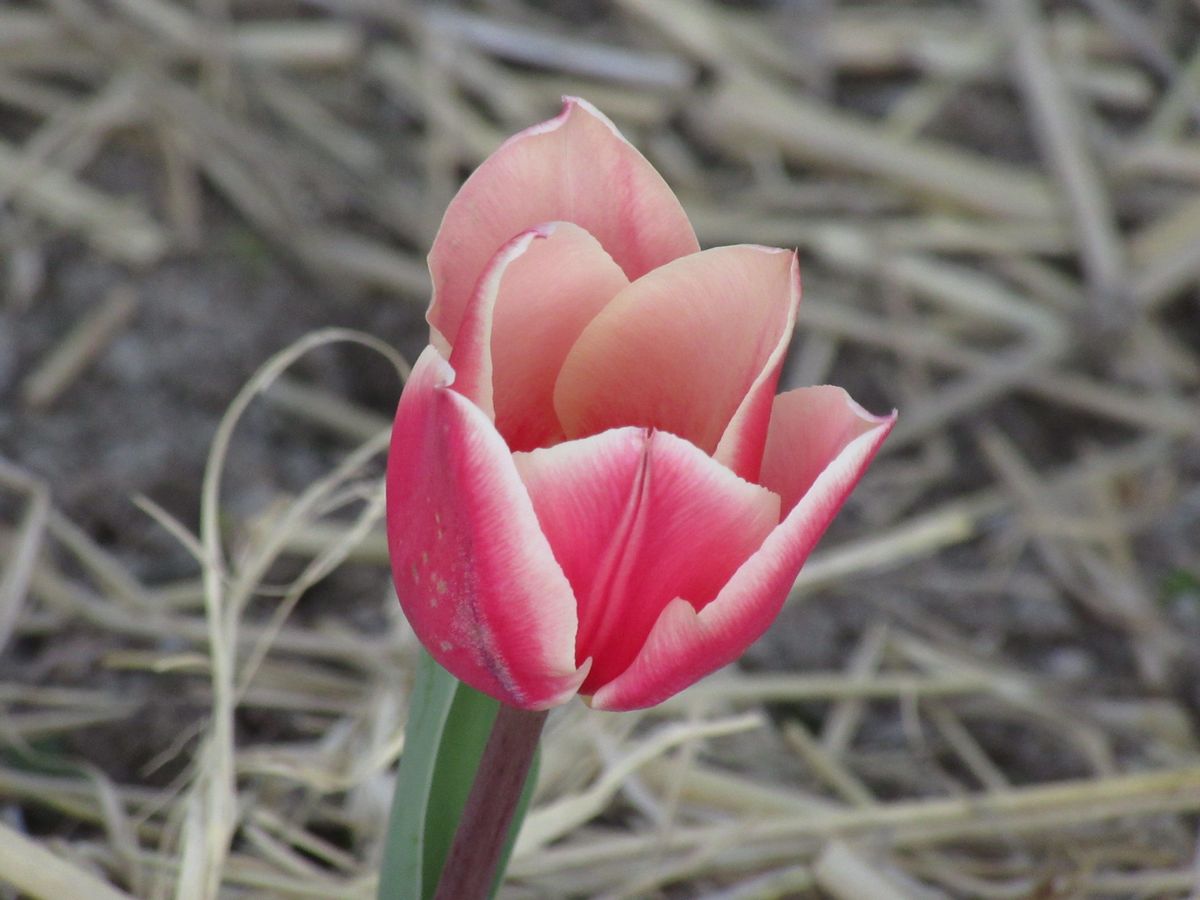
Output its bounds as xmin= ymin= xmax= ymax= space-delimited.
xmin=387 ymin=98 xmax=894 ymax=712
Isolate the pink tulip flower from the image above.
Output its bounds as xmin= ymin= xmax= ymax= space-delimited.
xmin=387 ymin=98 xmax=895 ymax=712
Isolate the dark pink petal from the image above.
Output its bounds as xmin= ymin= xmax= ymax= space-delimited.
xmin=713 ymin=253 xmax=800 ymax=482
xmin=759 ymin=387 xmax=896 ymax=514
xmin=513 ymin=428 xmax=780 ymax=695
xmin=428 ymin=97 xmax=699 ymax=353
xmin=387 ymin=346 xmax=587 ymax=710
xmin=448 ymin=222 xmax=629 ymax=451
xmin=554 ymin=246 xmax=797 ymax=456
xmin=590 ymin=396 xmax=895 ymax=711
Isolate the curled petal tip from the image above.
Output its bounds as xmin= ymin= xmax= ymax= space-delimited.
xmin=590 ymin=398 xmax=894 ymax=711
xmin=427 ymin=98 xmax=698 ymax=354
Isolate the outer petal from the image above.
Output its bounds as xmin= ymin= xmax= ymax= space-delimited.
xmin=554 ymin=246 xmax=796 ymax=456
xmin=428 ymin=97 xmax=699 ymax=353
xmin=448 ymin=222 xmax=629 ymax=451
xmin=386 ymin=346 xmax=588 ymax=710
xmin=591 ymin=394 xmax=895 ymax=711
xmin=513 ymin=428 xmax=780 ymax=695
xmin=758 ymin=387 xmax=894 ymax=514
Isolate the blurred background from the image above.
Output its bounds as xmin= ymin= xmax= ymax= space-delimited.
xmin=2 ymin=1 xmax=1200 ymax=897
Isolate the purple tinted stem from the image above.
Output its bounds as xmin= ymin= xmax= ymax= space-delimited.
xmin=432 ymin=704 xmax=548 ymax=900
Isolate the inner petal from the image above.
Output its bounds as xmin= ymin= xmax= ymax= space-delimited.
xmin=447 ymin=223 xmax=629 ymax=450
xmin=513 ymin=427 xmax=780 ymax=694
xmin=491 ymin=224 xmax=629 ymax=451
xmin=553 ymin=246 xmax=796 ymax=456
xmin=427 ymin=97 xmax=699 ymax=354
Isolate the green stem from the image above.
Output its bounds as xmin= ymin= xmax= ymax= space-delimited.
xmin=431 ymin=704 xmax=548 ymax=900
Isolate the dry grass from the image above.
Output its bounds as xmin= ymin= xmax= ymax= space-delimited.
xmin=2 ymin=0 xmax=1200 ymax=897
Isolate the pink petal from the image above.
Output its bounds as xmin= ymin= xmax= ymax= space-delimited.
xmin=387 ymin=346 xmax=588 ymax=710
xmin=448 ymin=222 xmax=629 ymax=451
xmin=447 ymin=228 xmax=543 ymax=418
xmin=591 ymin=396 xmax=895 ymax=711
xmin=554 ymin=246 xmax=797 ymax=456
xmin=713 ymin=252 xmax=800 ymax=481
xmin=428 ymin=97 xmax=699 ymax=354
xmin=759 ymin=387 xmax=896 ymax=514
xmin=513 ymin=428 xmax=780 ymax=695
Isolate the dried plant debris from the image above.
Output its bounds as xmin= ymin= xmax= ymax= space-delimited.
xmin=1 ymin=0 xmax=1199 ymax=897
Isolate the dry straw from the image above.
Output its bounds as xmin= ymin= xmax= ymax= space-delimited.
xmin=2 ymin=0 xmax=1199 ymax=897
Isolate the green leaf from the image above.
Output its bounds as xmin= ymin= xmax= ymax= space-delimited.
xmin=423 ymin=672 xmax=498 ymax=890
xmin=1161 ymin=568 xmax=1200 ymax=604
xmin=377 ymin=650 xmax=540 ymax=900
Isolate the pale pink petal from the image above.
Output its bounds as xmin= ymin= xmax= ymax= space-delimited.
xmin=428 ymin=97 xmax=699 ymax=353
xmin=711 ymin=252 xmax=800 ymax=481
xmin=447 ymin=228 xmax=544 ymax=418
xmin=554 ymin=246 xmax=796 ymax=455
xmin=513 ymin=428 xmax=780 ymax=695
xmin=591 ymin=399 xmax=895 ymax=711
xmin=387 ymin=346 xmax=588 ymax=710
xmin=449 ymin=222 xmax=629 ymax=451
xmin=493 ymin=226 xmax=628 ymax=451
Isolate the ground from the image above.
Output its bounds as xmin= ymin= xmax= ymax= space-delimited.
xmin=2 ymin=1 xmax=1200 ymax=897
